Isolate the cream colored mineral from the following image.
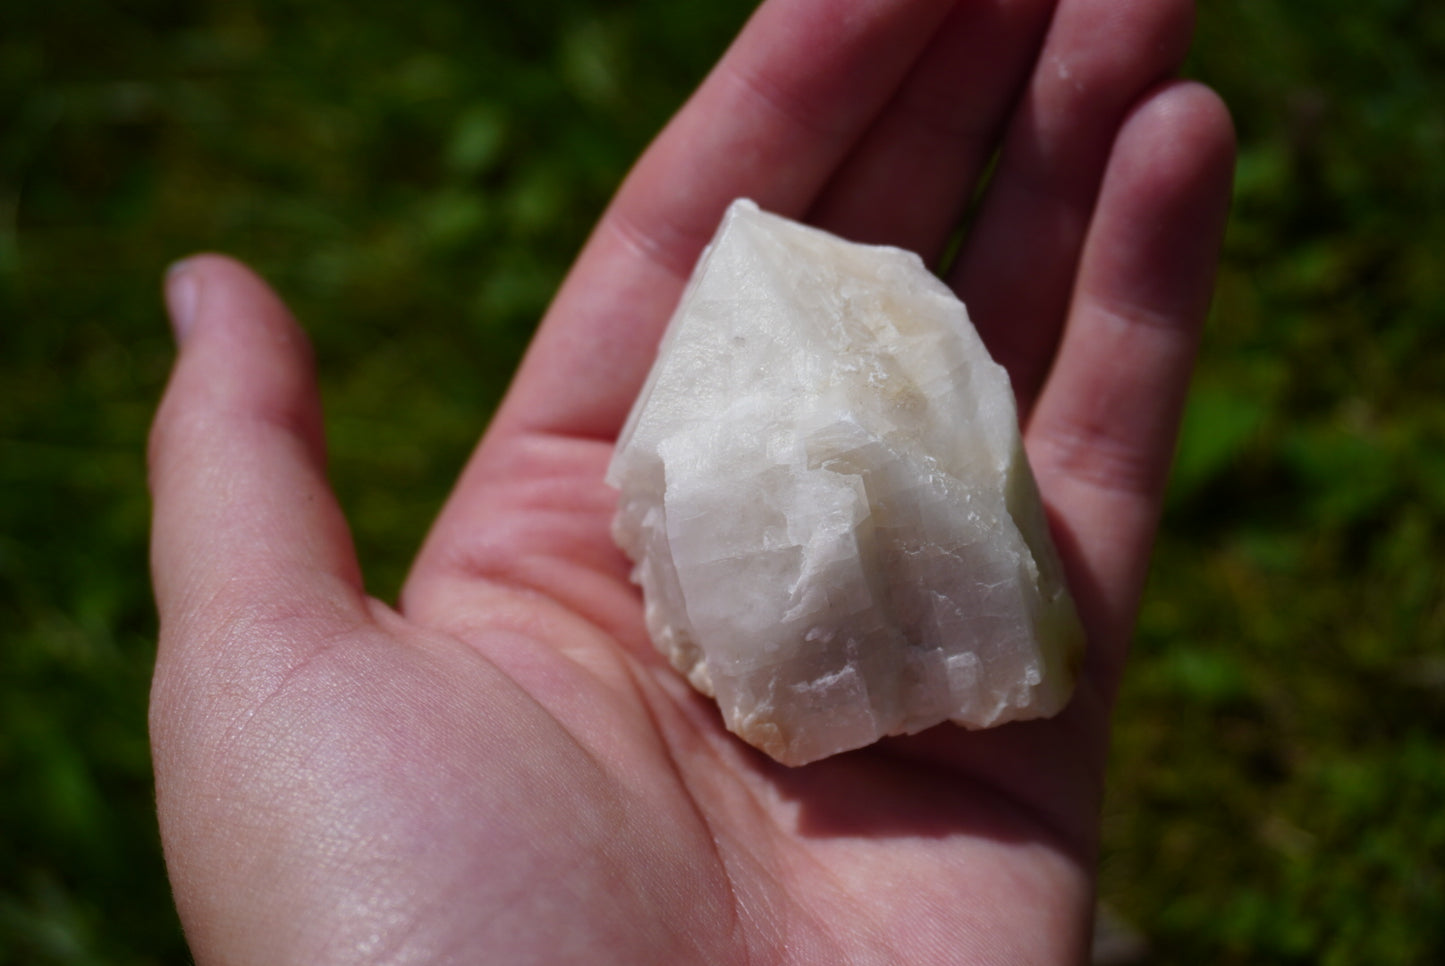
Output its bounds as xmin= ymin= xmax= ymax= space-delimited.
xmin=607 ymin=199 xmax=1083 ymax=766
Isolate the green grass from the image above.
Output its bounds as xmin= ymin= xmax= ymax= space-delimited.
xmin=2 ymin=1 xmax=1442 ymax=962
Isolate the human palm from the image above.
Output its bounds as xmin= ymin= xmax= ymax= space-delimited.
xmin=149 ymin=0 xmax=1234 ymax=962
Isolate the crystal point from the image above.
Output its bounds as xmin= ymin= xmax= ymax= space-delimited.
xmin=607 ymin=199 xmax=1084 ymax=766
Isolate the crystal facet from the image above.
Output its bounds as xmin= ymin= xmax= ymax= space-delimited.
xmin=607 ymin=199 xmax=1084 ymax=766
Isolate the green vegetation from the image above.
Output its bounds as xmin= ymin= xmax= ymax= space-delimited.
xmin=2 ymin=1 xmax=1441 ymax=962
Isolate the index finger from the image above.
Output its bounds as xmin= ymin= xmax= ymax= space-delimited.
xmin=491 ymin=0 xmax=957 ymax=443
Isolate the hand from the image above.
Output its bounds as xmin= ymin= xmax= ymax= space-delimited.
xmin=148 ymin=0 xmax=1233 ymax=961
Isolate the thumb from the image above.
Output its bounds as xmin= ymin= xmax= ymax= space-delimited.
xmin=148 ymin=255 xmax=366 ymax=709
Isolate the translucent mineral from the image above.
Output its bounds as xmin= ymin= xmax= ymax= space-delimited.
xmin=606 ymin=198 xmax=1084 ymax=766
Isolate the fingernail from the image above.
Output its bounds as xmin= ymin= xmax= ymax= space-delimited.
xmin=164 ymin=260 xmax=200 ymax=343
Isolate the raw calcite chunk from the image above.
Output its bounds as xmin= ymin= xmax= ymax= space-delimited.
xmin=607 ymin=199 xmax=1083 ymax=766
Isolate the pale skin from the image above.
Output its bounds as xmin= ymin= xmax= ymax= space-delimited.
xmin=148 ymin=0 xmax=1234 ymax=962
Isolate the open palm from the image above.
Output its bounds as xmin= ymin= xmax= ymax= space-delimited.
xmin=149 ymin=0 xmax=1233 ymax=962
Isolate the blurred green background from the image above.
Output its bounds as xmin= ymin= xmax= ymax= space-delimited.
xmin=2 ymin=0 xmax=1441 ymax=962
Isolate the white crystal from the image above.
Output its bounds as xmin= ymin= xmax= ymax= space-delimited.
xmin=606 ymin=199 xmax=1084 ymax=766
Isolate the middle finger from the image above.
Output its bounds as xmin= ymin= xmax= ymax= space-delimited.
xmin=949 ymin=0 xmax=1197 ymax=415
xmin=807 ymin=0 xmax=1059 ymax=261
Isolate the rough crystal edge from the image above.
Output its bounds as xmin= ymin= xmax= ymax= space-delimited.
xmin=607 ymin=198 xmax=1085 ymax=765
